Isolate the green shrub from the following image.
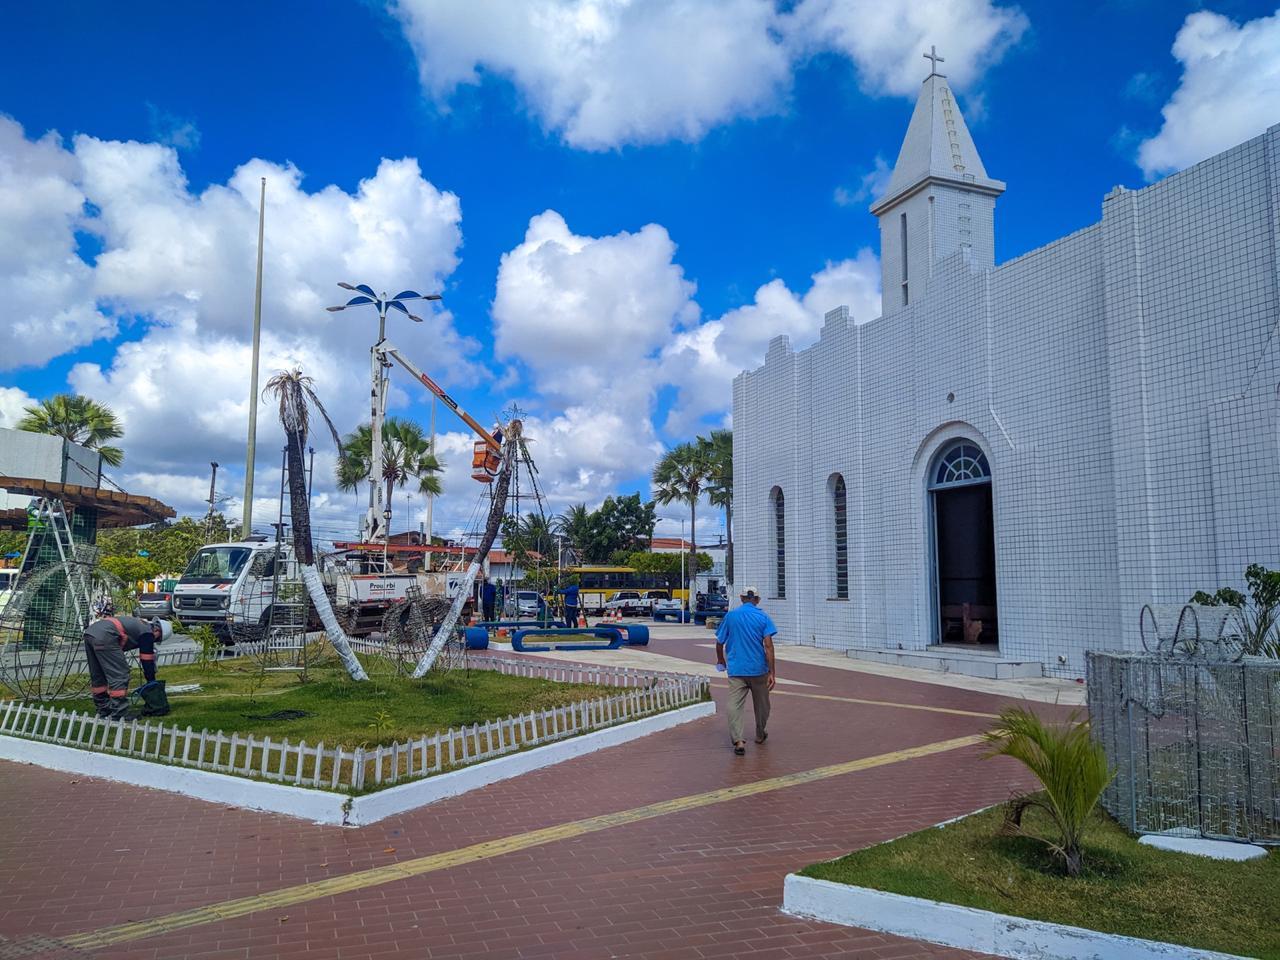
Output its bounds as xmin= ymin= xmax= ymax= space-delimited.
xmin=983 ymin=707 xmax=1114 ymax=877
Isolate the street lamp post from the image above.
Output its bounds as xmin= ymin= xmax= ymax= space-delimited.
xmin=326 ymin=284 xmax=442 ymax=546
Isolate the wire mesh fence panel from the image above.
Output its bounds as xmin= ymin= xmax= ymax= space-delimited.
xmin=1088 ymin=650 xmax=1280 ymax=845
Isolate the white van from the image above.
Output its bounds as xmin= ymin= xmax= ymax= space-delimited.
xmin=172 ymin=539 xmax=425 ymax=641
xmin=171 ymin=539 xmax=278 ymax=639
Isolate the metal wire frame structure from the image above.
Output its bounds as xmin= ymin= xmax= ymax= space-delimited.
xmin=0 ymin=542 xmax=117 ymax=701
xmin=1087 ymin=603 xmax=1280 ymax=845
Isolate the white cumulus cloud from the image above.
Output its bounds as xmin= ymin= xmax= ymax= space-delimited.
xmin=1138 ymin=9 xmax=1280 ymax=178
xmin=389 ymin=0 xmax=1027 ymax=149
xmin=0 ymin=116 xmax=115 ymax=368
xmin=0 ymin=386 xmax=36 ymax=428
xmin=660 ymin=250 xmax=881 ymax=431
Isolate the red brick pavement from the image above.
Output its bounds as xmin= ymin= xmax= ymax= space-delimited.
xmin=0 ymin=636 xmax=1056 ymax=959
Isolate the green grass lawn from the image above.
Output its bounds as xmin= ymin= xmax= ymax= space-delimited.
xmin=802 ymin=801 xmax=1279 ymax=959
xmin=12 ymin=657 xmax=615 ymax=750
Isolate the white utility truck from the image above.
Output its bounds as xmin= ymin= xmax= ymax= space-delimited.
xmin=172 ymin=537 xmax=464 ymax=642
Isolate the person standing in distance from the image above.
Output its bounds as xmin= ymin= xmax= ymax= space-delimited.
xmin=715 ymin=586 xmax=776 ymax=756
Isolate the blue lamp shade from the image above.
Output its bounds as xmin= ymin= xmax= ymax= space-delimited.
xmin=354 ymin=284 xmax=377 ymax=298
xmin=345 ymin=295 xmax=374 ymax=307
xmin=392 ymin=290 xmax=421 ymax=301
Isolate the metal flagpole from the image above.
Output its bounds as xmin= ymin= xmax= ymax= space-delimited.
xmin=241 ymin=177 xmax=266 ymax=536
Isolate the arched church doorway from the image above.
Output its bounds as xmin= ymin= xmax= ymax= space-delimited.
xmin=929 ymin=441 xmax=998 ymax=648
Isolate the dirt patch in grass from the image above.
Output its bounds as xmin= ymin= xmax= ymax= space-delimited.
xmin=802 ymin=801 xmax=1279 ymax=959
xmin=17 ymin=658 xmax=616 ymax=750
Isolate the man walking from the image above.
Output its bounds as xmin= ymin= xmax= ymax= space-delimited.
xmin=84 ymin=615 xmax=172 ymax=720
xmin=715 ymin=586 xmax=776 ymax=755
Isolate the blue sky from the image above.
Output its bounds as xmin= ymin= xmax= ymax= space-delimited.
xmin=3 ymin=0 xmax=1279 ymax=543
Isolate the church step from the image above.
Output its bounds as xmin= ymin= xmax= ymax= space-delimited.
xmin=845 ymin=646 xmax=1043 ymax=680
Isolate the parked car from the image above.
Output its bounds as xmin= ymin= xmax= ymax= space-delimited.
xmin=504 ymin=590 xmax=543 ymax=619
xmin=604 ymin=590 xmax=646 ymax=616
xmin=652 ymin=595 xmax=684 ymax=614
xmin=134 ymin=590 xmax=173 ymax=618
xmin=698 ymin=592 xmax=728 ymax=613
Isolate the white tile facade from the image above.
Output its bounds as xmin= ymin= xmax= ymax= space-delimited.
xmin=733 ymin=77 xmax=1280 ymax=678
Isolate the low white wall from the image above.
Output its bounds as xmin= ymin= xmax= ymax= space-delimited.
xmin=782 ymin=875 xmax=1248 ymax=960
xmin=0 ymin=701 xmax=715 ymax=827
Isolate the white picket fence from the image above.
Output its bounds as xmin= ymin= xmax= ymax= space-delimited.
xmin=0 ymin=654 xmax=709 ymax=793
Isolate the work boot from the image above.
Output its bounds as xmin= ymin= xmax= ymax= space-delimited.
xmin=102 ymin=697 xmax=131 ymax=722
xmin=92 ymin=692 xmax=111 ymax=717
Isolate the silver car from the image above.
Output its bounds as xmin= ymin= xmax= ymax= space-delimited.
xmin=134 ymin=591 xmax=173 ymax=618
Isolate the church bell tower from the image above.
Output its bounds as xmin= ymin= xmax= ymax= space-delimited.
xmin=870 ymin=47 xmax=1005 ymax=316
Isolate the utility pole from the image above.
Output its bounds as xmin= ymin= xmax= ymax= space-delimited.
xmin=425 ymin=394 xmax=435 ymax=545
xmin=204 ymin=461 xmax=220 ymax=542
xmin=242 ymin=177 xmax=266 ymax=536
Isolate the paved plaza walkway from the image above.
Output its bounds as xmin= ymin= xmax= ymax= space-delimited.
xmin=0 ymin=627 xmax=1073 ymax=960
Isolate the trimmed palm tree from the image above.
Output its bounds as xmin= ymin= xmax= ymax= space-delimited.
xmin=983 ymin=707 xmax=1114 ymax=876
xmin=18 ymin=393 xmax=125 ymax=467
xmin=263 ymin=369 xmax=368 ymax=682
xmin=652 ymin=441 xmax=711 ymax=611
xmin=335 ymin=417 xmax=443 ymax=514
xmin=702 ymin=429 xmax=733 ymax=588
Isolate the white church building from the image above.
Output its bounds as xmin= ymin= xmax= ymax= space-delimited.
xmin=732 ymin=62 xmax=1280 ymax=680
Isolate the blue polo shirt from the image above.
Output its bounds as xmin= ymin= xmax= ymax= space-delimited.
xmin=560 ymin=584 xmax=579 ymax=607
xmin=715 ymin=603 xmax=777 ymax=677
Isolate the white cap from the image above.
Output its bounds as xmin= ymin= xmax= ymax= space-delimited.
xmin=151 ymin=618 xmax=174 ymax=642
xmin=740 ymin=586 xmax=760 ymax=599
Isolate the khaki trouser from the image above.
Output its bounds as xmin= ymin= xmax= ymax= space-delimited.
xmin=727 ymin=674 xmax=771 ymax=744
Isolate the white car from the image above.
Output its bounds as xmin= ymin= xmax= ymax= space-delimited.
xmin=604 ymin=591 xmax=646 ymax=616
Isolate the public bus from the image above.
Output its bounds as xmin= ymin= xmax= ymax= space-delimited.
xmin=569 ymin=565 xmax=689 ymax=615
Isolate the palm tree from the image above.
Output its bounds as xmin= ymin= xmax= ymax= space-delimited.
xmin=555 ymin=504 xmax=592 ymax=564
xmin=652 ymin=441 xmax=711 ymax=611
xmin=702 ymin=429 xmax=733 ymax=588
xmin=263 ymin=369 xmax=368 ymax=682
xmin=18 ymin=393 xmax=125 ymax=467
xmin=335 ymin=418 xmax=444 ymax=520
xmin=983 ymin=707 xmax=1114 ymax=876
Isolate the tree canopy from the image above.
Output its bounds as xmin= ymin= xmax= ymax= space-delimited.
xmin=17 ymin=393 xmax=125 ymax=467
xmin=555 ymin=494 xmax=656 ymax=564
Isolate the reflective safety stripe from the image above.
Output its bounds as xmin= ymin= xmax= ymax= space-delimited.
xmin=108 ymin=690 xmax=127 ymax=698
xmin=139 ymin=653 xmax=156 ymax=661
xmin=90 ymin=685 xmax=108 ymax=694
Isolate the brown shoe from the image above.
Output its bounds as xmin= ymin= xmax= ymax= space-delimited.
xmin=755 ymin=732 xmax=768 ymax=744
xmin=733 ymin=741 xmax=746 ymax=756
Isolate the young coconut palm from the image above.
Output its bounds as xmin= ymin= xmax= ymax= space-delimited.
xmin=335 ymin=417 xmax=444 ymax=507
xmin=652 ymin=441 xmax=712 ymax=612
xmin=983 ymin=707 xmax=1114 ymax=876
xmin=263 ymin=369 xmax=368 ymax=682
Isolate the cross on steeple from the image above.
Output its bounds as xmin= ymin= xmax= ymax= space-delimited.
xmin=923 ymin=45 xmax=946 ymax=79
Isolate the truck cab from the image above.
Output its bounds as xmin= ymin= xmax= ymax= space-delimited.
xmin=171 ymin=538 xmax=289 ymax=641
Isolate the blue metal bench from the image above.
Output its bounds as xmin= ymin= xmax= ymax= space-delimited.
xmin=511 ymin=627 xmax=625 ymax=652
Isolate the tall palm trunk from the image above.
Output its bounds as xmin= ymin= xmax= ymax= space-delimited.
xmin=412 ymin=430 xmax=516 ymax=677
xmin=724 ymin=500 xmax=733 ymax=588
xmin=688 ymin=499 xmax=697 ymax=612
xmin=287 ymin=428 xmax=369 ymax=681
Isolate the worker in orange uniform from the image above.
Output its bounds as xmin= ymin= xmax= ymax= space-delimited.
xmin=84 ymin=615 xmax=172 ymax=719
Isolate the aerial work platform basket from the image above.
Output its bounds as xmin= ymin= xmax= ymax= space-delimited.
xmin=471 ymin=440 xmax=501 ymax=483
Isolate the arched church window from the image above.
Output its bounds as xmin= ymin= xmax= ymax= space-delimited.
xmin=831 ymin=474 xmax=848 ymax=600
xmin=770 ymin=486 xmax=786 ymax=599
xmin=930 ymin=442 xmax=990 ymax=489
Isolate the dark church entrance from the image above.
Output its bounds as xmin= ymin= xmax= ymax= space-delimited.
xmin=929 ymin=442 xmax=998 ymax=647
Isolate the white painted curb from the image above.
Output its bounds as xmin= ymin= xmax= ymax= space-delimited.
xmin=347 ymin=700 xmax=715 ymax=825
xmin=782 ymin=874 xmax=1250 ymax=960
xmin=0 ymin=701 xmax=715 ymax=827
